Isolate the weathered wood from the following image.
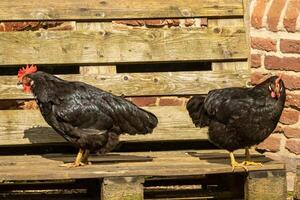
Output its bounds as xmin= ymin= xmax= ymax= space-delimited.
xmin=0 ymin=151 xmax=284 ymax=181
xmin=0 ymin=106 xmax=209 ymax=146
xmin=0 ymin=70 xmax=249 ymax=99
xmin=244 ymin=169 xmax=287 ymax=200
xmin=0 ymin=0 xmax=244 ymax=21
xmin=212 ymin=61 xmax=249 ymax=72
xmin=78 ymin=22 xmax=118 ymax=76
xmin=243 ymin=0 xmax=251 ymax=74
xmin=294 ymin=165 xmax=300 ymax=199
xmin=101 ymin=177 xmax=144 ymax=200
xmin=79 ymin=66 xmax=117 ymax=75
xmin=0 ymin=22 xmax=247 ymax=65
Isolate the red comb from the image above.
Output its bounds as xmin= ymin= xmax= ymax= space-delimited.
xmin=18 ymin=64 xmax=37 ymax=81
xmin=275 ymin=74 xmax=282 ymax=85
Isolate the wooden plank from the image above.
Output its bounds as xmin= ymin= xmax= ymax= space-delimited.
xmin=212 ymin=61 xmax=249 ymax=73
xmin=101 ymin=177 xmax=144 ymax=200
xmin=0 ymin=0 xmax=244 ymax=21
xmin=0 ymin=106 xmax=209 ymax=146
xmin=0 ymin=151 xmax=284 ymax=181
xmin=79 ymin=66 xmax=116 ymax=75
xmin=0 ymin=22 xmax=247 ymax=65
xmin=294 ymin=165 xmax=300 ymax=199
xmin=78 ymin=22 xmax=118 ymax=81
xmin=244 ymin=170 xmax=287 ymax=200
xmin=0 ymin=70 xmax=249 ymax=99
xmin=243 ymin=0 xmax=251 ymax=72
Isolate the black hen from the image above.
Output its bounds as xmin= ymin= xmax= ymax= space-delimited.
xmin=186 ymin=76 xmax=285 ymax=171
xmin=18 ymin=65 xmax=158 ymax=167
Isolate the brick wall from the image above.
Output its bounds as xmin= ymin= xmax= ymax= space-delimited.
xmin=250 ymin=0 xmax=300 ymax=191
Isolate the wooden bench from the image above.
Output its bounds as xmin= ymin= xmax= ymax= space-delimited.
xmin=0 ymin=0 xmax=286 ymax=199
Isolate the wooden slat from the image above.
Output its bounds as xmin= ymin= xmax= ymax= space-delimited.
xmin=79 ymin=66 xmax=117 ymax=75
xmin=0 ymin=70 xmax=249 ymax=99
xmin=212 ymin=61 xmax=249 ymax=72
xmin=0 ymin=151 xmax=284 ymax=181
xmin=78 ymin=22 xmax=118 ymax=77
xmin=0 ymin=21 xmax=247 ymax=65
xmin=0 ymin=0 xmax=244 ymax=21
xmin=0 ymin=106 xmax=209 ymax=146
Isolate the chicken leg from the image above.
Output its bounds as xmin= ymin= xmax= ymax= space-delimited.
xmin=60 ymin=148 xmax=87 ymax=168
xmin=230 ymin=152 xmax=248 ymax=172
xmin=81 ymin=149 xmax=92 ymax=165
xmin=242 ymin=147 xmax=263 ymax=167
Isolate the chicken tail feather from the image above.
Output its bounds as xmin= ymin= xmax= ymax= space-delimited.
xmin=186 ymin=96 xmax=209 ymax=127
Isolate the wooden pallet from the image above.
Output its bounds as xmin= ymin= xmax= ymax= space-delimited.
xmin=0 ymin=150 xmax=286 ymax=200
xmin=0 ymin=0 xmax=287 ymax=199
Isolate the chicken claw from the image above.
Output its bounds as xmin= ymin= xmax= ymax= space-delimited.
xmin=242 ymin=161 xmax=263 ymax=167
xmin=230 ymin=152 xmax=248 ymax=172
xmin=59 ymin=162 xmax=86 ymax=168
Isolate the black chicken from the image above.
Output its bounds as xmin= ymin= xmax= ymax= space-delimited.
xmin=18 ymin=65 xmax=158 ymax=167
xmin=186 ymin=76 xmax=285 ymax=171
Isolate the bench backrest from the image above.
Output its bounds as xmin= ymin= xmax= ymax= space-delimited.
xmin=0 ymin=0 xmax=249 ymax=148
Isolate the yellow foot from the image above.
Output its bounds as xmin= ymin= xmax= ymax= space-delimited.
xmin=59 ymin=162 xmax=87 ymax=168
xmin=242 ymin=161 xmax=263 ymax=167
xmin=231 ymin=161 xmax=248 ymax=172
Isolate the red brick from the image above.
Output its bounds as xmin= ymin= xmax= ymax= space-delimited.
xmin=0 ymin=23 xmax=4 ymax=31
xmin=159 ymin=97 xmax=185 ymax=106
xmin=200 ymin=18 xmax=208 ymax=27
xmin=19 ymin=100 xmax=39 ymax=110
xmin=256 ymin=134 xmax=281 ymax=152
xmin=144 ymin=19 xmax=166 ymax=27
xmin=4 ymin=22 xmax=38 ymax=31
xmin=251 ymin=37 xmax=277 ymax=51
xmin=1 ymin=22 xmax=64 ymax=31
xmin=250 ymin=72 xmax=267 ymax=85
xmin=166 ymin=19 xmax=180 ymax=27
xmin=280 ymin=39 xmax=300 ymax=53
xmin=286 ymin=93 xmax=300 ymax=109
xmin=47 ymin=23 xmax=75 ymax=31
xmin=274 ymin=124 xmax=284 ymax=133
xmin=251 ymin=0 xmax=268 ymax=29
xmin=113 ymin=19 xmax=181 ymax=27
xmin=251 ymin=54 xmax=262 ymax=68
xmin=284 ymin=127 xmax=300 ymax=138
xmin=267 ymin=0 xmax=286 ymax=32
xmin=285 ymin=139 xmax=300 ymax=154
xmin=113 ymin=20 xmax=145 ymax=26
xmin=265 ymin=56 xmax=300 ymax=72
xmin=282 ymin=74 xmax=300 ymax=90
xmin=184 ymin=19 xmax=195 ymax=27
xmin=284 ymin=0 xmax=300 ymax=32
xmin=279 ymin=109 xmax=299 ymax=125
xmin=131 ymin=97 xmax=157 ymax=107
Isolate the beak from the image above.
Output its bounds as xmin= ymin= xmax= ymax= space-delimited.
xmin=274 ymin=86 xmax=281 ymax=98
xmin=274 ymin=75 xmax=282 ymax=98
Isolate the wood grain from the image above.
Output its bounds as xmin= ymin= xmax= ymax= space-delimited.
xmin=0 ymin=106 xmax=209 ymax=146
xmin=0 ymin=0 xmax=244 ymax=21
xmin=78 ymin=22 xmax=118 ymax=76
xmin=0 ymin=22 xmax=247 ymax=65
xmin=0 ymin=70 xmax=249 ymax=99
xmin=0 ymin=150 xmax=284 ymax=181
xmin=102 ymin=177 xmax=144 ymax=200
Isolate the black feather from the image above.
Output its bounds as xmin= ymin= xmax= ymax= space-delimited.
xmin=27 ymin=71 xmax=158 ymax=152
xmin=187 ymin=76 xmax=286 ymax=152
xmin=186 ymin=95 xmax=209 ymax=127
